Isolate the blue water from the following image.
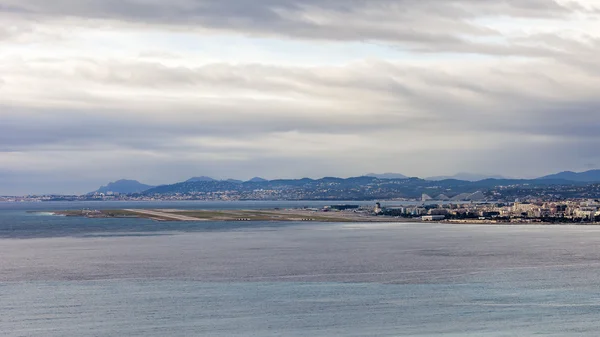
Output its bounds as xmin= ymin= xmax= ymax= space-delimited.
xmin=3 ymin=201 xmax=600 ymax=336
xmin=0 ymin=200 xmax=371 ymax=238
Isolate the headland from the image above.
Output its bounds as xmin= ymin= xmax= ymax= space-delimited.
xmin=50 ymin=207 xmax=411 ymax=222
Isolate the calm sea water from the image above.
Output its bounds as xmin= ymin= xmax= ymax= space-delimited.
xmin=3 ymin=201 xmax=600 ymax=336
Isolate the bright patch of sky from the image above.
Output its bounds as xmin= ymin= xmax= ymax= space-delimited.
xmin=2 ymin=25 xmax=421 ymax=67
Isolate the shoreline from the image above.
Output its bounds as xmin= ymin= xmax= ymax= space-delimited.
xmin=48 ymin=209 xmax=407 ymax=223
xmin=39 ymin=209 xmax=600 ymax=225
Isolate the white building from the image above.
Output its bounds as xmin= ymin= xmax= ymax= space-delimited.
xmin=422 ymin=215 xmax=446 ymax=221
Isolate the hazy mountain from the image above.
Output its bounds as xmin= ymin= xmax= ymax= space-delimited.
xmin=186 ymin=176 xmax=217 ymax=183
xmin=225 ymin=179 xmax=243 ymax=184
xmin=366 ymin=173 xmax=408 ymax=179
xmin=427 ymin=173 xmax=506 ymax=182
xmin=141 ymin=175 xmax=598 ymax=200
xmin=93 ymin=180 xmax=154 ymax=194
xmin=537 ymin=170 xmax=600 ymax=182
xmin=247 ymin=177 xmax=268 ymax=183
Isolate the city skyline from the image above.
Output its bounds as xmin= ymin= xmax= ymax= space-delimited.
xmin=2 ymin=0 xmax=600 ymax=194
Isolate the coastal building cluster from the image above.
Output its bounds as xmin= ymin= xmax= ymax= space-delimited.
xmin=0 ymin=196 xmax=51 ymax=202
xmin=377 ymin=199 xmax=600 ymax=223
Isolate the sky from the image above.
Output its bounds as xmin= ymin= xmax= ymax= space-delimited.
xmin=1 ymin=0 xmax=600 ymax=195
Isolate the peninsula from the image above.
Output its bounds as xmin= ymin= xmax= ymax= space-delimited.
xmin=51 ymin=207 xmax=403 ymax=222
xmin=49 ymin=199 xmax=600 ymax=224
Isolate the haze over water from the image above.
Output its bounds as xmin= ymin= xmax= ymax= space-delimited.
xmin=3 ymin=201 xmax=600 ymax=336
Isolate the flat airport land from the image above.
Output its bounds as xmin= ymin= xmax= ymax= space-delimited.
xmin=45 ymin=209 xmax=600 ymax=225
xmin=52 ymin=208 xmax=414 ymax=222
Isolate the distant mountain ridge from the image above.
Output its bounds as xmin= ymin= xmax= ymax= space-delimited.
xmin=141 ymin=175 xmax=595 ymax=201
xmin=90 ymin=169 xmax=600 ymax=197
xmin=186 ymin=176 xmax=217 ymax=182
xmin=186 ymin=176 xmax=269 ymax=183
xmin=427 ymin=173 xmax=506 ymax=182
xmin=537 ymin=170 xmax=600 ymax=182
xmin=366 ymin=173 xmax=408 ymax=179
xmin=93 ymin=179 xmax=154 ymax=194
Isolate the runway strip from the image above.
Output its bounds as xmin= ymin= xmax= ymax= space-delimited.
xmin=123 ymin=209 xmax=203 ymax=221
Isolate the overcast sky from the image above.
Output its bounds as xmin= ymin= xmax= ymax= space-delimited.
xmin=1 ymin=0 xmax=600 ymax=194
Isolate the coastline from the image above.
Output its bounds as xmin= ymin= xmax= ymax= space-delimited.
xmin=40 ymin=209 xmax=600 ymax=225
xmin=48 ymin=208 xmax=407 ymax=223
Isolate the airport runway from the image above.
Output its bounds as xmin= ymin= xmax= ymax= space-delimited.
xmin=123 ymin=209 xmax=203 ymax=221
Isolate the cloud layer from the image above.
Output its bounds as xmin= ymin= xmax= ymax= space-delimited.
xmin=1 ymin=0 xmax=600 ymax=194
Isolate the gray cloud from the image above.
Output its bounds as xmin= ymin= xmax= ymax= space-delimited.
xmin=0 ymin=0 xmax=595 ymax=61
xmin=2 ymin=0 xmax=572 ymax=20
xmin=0 ymin=21 xmax=31 ymax=41
xmin=3 ymin=57 xmax=600 ymax=154
xmin=0 ymin=0 xmax=581 ymax=51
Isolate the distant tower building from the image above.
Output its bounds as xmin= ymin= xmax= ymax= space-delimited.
xmin=374 ymin=202 xmax=382 ymax=214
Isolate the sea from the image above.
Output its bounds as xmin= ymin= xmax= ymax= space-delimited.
xmin=3 ymin=201 xmax=600 ymax=336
